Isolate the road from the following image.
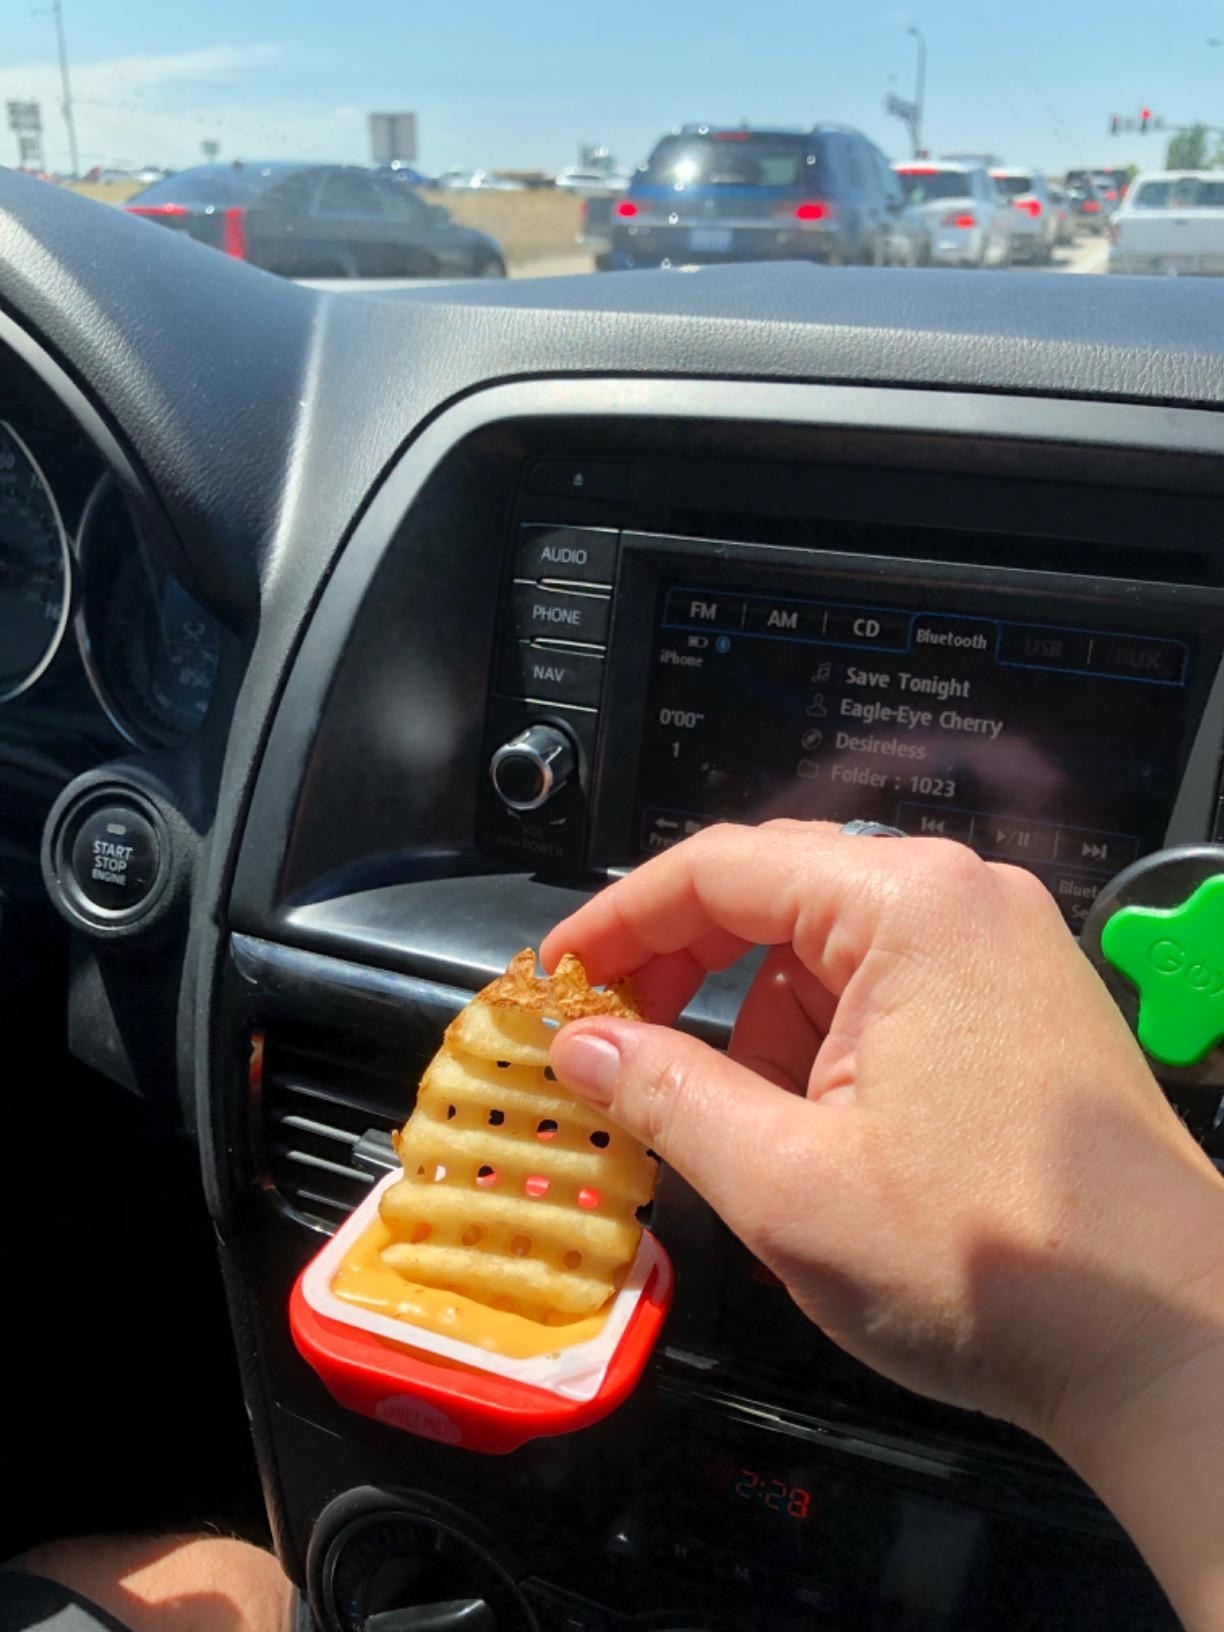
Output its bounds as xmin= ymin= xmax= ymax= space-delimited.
xmin=1036 ymin=236 xmax=1110 ymax=275
xmin=302 ymin=235 xmax=1111 ymax=293
xmin=510 ymin=239 xmax=1113 ymax=277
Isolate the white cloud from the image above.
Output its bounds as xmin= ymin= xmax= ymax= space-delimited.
xmin=0 ymin=43 xmax=368 ymax=171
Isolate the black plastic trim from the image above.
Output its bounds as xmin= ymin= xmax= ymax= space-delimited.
xmin=229 ymin=375 xmax=1224 ymax=950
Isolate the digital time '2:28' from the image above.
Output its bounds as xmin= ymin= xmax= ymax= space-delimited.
xmin=732 ymin=1467 xmax=813 ymax=1520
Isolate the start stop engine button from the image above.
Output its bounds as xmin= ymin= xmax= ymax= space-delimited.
xmin=69 ymin=803 xmax=161 ymax=913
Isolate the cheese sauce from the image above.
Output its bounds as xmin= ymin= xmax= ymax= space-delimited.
xmin=330 ymin=1217 xmax=611 ymax=1360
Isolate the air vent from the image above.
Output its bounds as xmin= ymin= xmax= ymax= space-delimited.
xmin=254 ymin=1025 xmax=432 ymax=1232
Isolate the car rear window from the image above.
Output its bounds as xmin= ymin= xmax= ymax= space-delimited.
xmin=641 ymin=134 xmax=815 ymax=189
xmin=1133 ymin=178 xmax=1224 ymax=208
xmin=128 ymin=167 xmax=297 ymax=206
xmin=992 ymin=173 xmax=1033 ymax=198
xmin=895 ymin=169 xmax=973 ymax=202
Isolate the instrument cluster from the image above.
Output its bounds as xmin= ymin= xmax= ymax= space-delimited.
xmin=0 ymin=424 xmax=219 ymax=749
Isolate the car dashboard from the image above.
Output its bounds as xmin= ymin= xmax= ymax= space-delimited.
xmin=4 ymin=171 xmax=1224 ymax=1630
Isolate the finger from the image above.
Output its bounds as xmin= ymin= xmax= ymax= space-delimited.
xmin=729 ymin=944 xmax=834 ymax=1094
xmin=540 ymin=819 xmax=838 ymax=978
xmin=543 ymin=819 xmax=908 ymax=995
xmin=550 ymin=1016 xmax=836 ymax=1237
xmin=625 ymin=916 xmax=765 ymax=1022
xmin=627 ymin=948 xmax=709 ymax=1023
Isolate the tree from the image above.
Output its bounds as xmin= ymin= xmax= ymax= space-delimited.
xmin=1166 ymin=124 xmax=1209 ymax=168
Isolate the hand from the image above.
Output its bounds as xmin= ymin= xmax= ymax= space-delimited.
xmin=542 ymin=821 xmax=1224 ymax=1449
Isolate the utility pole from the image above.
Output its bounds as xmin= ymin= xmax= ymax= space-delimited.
xmin=907 ymin=26 xmax=927 ymax=157
xmin=51 ymin=0 xmax=79 ymax=178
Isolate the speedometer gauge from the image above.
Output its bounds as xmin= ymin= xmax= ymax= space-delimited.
xmin=0 ymin=421 xmax=71 ymax=701
xmin=77 ymin=476 xmax=220 ymax=748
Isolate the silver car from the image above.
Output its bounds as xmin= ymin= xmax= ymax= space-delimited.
xmin=894 ymin=162 xmax=1013 ymax=267
xmin=990 ymin=168 xmax=1057 ymax=263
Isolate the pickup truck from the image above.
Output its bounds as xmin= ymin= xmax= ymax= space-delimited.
xmin=1109 ymin=170 xmax=1224 ymax=275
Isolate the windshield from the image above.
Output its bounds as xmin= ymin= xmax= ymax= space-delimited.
xmin=0 ymin=6 xmax=1200 ymax=283
xmin=896 ymin=169 xmax=974 ymax=202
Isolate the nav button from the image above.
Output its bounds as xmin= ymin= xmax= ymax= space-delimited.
xmin=502 ymin=642 xmax=606 ymax=707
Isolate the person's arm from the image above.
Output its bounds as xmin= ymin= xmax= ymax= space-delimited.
xmin=541 ymin=820 xmax=1224 ymax=1631
xmin=1051 ymin=1320 xmax=1224 ymax=1631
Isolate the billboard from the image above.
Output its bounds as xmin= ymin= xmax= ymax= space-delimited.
xmin=7 ymin=102 xmax=44 ymax=171
xmin=6 ymin=101 xmax=41 ymax=134
xmin=369 ymin=112 xmax=417 ymax=165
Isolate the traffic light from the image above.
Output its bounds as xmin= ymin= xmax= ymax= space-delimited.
xmin=1110 ymin=114 xmax=1120 ymax=135
xmin=1140 ymin=106 xmax=1152 ymax=133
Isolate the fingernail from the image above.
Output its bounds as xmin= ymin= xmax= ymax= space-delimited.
xmin=552 ymin=1032 xmax=621 ymax=1106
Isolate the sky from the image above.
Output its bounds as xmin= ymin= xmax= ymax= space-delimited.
xmin=0 ymin=0 xmax=1218 ymax=177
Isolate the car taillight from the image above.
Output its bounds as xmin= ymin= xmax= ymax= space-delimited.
xmin=1014 ymin=198 xmax=1042 ymax=217
xmin=794 ymin=200 xmax=832 ymax=222
xmin=615 ymin=199 xmax=640 ymax=218
xmin=124 ymin=203 xmax=190 ymax=218
xmin=1083 ymin=200 xmax=1100 ymax=213
xmin=943 ymin=211 xmax=976 ymax=229
xmin=1104 ymin=189 xmax=1117 ymax=201
xmin=222 ymin=205 xmax=248 ymax=259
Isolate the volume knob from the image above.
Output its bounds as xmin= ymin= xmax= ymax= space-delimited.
xmin=489 ymin=725 xmax=575 ymax=811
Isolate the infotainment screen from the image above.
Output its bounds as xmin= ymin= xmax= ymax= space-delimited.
xmin=626 ymin=563 xmax=1205 ymax=928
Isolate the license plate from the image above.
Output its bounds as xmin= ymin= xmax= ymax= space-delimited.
xmin=688 ymin=227 xmax=733 ymax=253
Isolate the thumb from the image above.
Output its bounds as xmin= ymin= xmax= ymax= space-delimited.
xmin=549 ymin=1017 xmax=815 ymax=1239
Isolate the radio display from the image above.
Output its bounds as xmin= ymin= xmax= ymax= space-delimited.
xmin=630 ymin=570 xmax=1202 ymax=927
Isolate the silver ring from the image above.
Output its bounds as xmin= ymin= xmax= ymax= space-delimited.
xmin=840 ymin=820 xmax=906 ymax=838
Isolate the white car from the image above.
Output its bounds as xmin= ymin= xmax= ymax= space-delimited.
xmin=554 ymin=168 xmax=630 ymax=194
xmin=1109 ymin=171 xmax=1224 ymax=276
xmin=990 ymin=168 xmax=1057 ymax=263
xmin=436 ymin=169 xmax=525 ymax=192
xmin=893 ymin=162 xmax=1013 ymax=267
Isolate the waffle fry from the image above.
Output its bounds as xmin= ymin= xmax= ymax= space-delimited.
xmin=379 ymin=949 xmax=657 ymax=1321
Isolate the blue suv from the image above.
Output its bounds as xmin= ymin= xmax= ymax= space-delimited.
xmin=607 ymin=123 xmax=926 ymax=270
